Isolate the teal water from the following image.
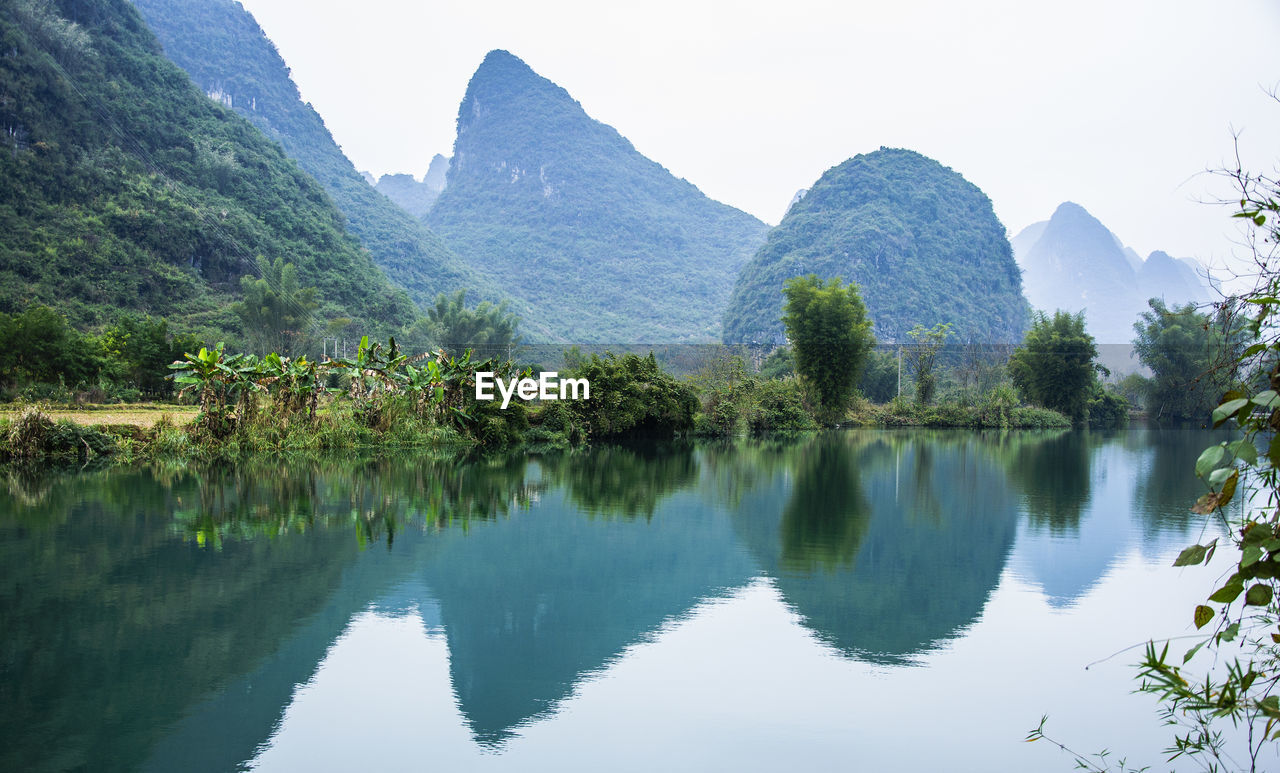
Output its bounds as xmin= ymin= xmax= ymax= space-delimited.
xmin=0 ymin=428 xmax=1243 ymax=771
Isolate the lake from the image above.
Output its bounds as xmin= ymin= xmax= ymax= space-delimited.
xmin=0 ymin=428 xmax=1244 ymax=771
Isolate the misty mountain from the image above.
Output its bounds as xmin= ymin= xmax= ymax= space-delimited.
xmin=723 ymin=148 xmax=1028 ymax=345
xmin=0 ymin=0 xmax=414 ymax=337
xmin=427 ymin=50 xmax=769 ymax=343
xmin=1012 ymin=202 xmax=1216 ymax=344
xmin=374 ymin=173 xmax=438 ymax=219
xmin=130 ymin=0 xmax=500 ymax=312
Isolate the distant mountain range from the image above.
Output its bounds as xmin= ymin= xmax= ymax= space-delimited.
xmin=372 ymin=154 xmax=449 ymax=219
xmin=724 ymin=148 xmax=1028 ymax=345
xmin=426 ymin=50 xmax=769 ymax=343
xmin=4 ymin=1 xmax=1222 ymax=350
xmin=1012 ymin=202 xmax=1216 ymax=344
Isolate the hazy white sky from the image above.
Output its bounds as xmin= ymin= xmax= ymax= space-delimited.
xmin=235 ymin=0 xmax=1280 ymax=270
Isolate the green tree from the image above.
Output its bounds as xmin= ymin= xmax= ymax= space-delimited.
xmin=904 ymin=323 xmax=952 ymax=404
xmin=409 ymin=289 xmax=521 ymax=357
xmin=0 ymin=304 xmax=100 ymax=388
xmin=1008 ymin=310 xmax=1099 ymax=423
xmin=858 ymin=348 xmax=899 ymax=403
xmin=233 ymin=257 xmax=319 ymax=356
xmin=1133 ymin=298 xmax=1242 ymax=420
xmin=781 ymin=275 xmax=876 ymax=422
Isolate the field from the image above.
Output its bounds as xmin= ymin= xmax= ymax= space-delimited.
xmin=0 ymin=404 xmax=199 ymax=428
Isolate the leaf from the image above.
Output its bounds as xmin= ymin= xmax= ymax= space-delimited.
xmin=1194 ymin=605 xmax=1215 ymax=629
xmin=1214 ymin=399 xmax=1250 ymax=426
xmin=1244 ymin=544 xmax=1265 ymax=568
xmin=1246 ymin=584 xmax=1274 ymax=607
xmin=1209 ymin=575 xmax=1244 ymax=603
xmin=1254 ymin=390 xmax=1280 ymax=410
xmin=1229 ymin=439 xmax=1259 ymax=466
xmin=1196 ymin=445 xmax=1226 ymax=478
xmin=1221 ymin=622 xmax=1241 ymax=642
xmin=1184 ymin=639 xmax=1207 ymax=663
xmin=1174 ymin=544 xmax=1209 ymax=567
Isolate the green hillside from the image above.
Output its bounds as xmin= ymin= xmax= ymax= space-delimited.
xmin=0 ymin=0 xmax=415 ymax=340
xmin=128 ymin=0 xmax=499 ymax=314
xmin=723 ymin=148 xmax=1028 ymax=345
xmin=427 ymin=50 xmax=769 ymax=343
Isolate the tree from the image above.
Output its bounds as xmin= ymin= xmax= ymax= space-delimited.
xmin=407 ymin=289 xmax=521 ymax=357
xmin=0 ymin=304 xmax=100 ymax=388
xmin=904 ymin=323 xmax=952 ymax=404
xmin=1132 ymin=298 xmax=1243 ymax=420
xmin=234 ymin=256 xmax=318 ymax=356
xmin=1008 ymin=310 xmax=1099 ymax=423
xmin=781 ymin=274 xmax=875 ymax=423
xmin=858 ymin=348 xmax=899 ymax=403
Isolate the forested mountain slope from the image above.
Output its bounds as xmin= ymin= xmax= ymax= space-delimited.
xmin=427 ymin=50 xmax=769 ymax=343
xmin=130 ymin=0 xmax=498 ymax=312
xmin=0 ymin=0 xmax=414 ymax=339
xmin=724 ymin=148 xmax=1028 ymax=345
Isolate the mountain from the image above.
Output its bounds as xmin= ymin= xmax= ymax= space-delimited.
xmin=129 ymin=0 xmax=496 ymax=312
xmin=0 ymin=0 xmax=415 ymax=338
xmin=723 ymin=148 xmax=1028 ymax=345
xmin=1012 ymin=202 xmax=1216 ymax=344
xmin=426 ymin=50 xmax=769 ymax=343
xmin=423 ymin=153 xmax=449 ymax=191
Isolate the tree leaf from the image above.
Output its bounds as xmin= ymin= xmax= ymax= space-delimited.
xmin=1213 ymin=399 xmax=1250 ymax=426
xmin=1229 ymin=439 xmax=1259 ymax=466
xmin=1244 ymin=544 xmax=1265 ymax=568
xmin=1246 ymin=584 xmax=1274 ymax=607
xmin=1194 ymin=605 xmax=1214 ymax=629
xmin=1209 ymin=576 xmax=1244 ymax=603
xmin=1174 ymin=544 xmax=1209 ymax=567
xmin=1195 ymin=446 xmax=1225 ymax=478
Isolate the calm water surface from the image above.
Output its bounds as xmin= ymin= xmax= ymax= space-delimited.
xmin=0 ymin=428 xmax=1254 ymax=771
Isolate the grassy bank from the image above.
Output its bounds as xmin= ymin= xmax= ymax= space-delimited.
xmin=846 ymin=396 xmax=1072 ymax=429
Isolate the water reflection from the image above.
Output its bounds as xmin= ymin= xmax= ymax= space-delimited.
xmin=730 ymin=431 xmax=1025 ymax=663
xmin=0 ymin=429 xmax=1215 ymax=771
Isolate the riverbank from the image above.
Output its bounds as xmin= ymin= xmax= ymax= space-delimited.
xmin=845 ymin=398 xmax=1072 ymax=429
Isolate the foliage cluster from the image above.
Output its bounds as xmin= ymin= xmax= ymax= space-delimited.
xmin=845 ymin=389 xmax=1071 ymax=429
xmin=1009 ymin=310 xmax=1127 ymax=428
xmin=0 ymin=304 xmax=199 ymax=401
xmin=561 ymin=352 xmax=698 ymax=438
xmin=400 ymin=289 xmax=522 ymax=357
xmin=1132 ymin=298 xmax=1246 ymax=421
xmin=781 ymin=274 xmax=876 ymax=423
xmin=689 ymin=353 xmax=817 ymax=436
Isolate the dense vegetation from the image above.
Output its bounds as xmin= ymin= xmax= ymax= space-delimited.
xmin=0 ymin=305 xmax=196 ymax=401
xmin=1008 ymin=310 xmax=1127 ymax=427
xmin=129 ymin=0 xmax=501 ymax=314
xmin=0 ymin=0 xmax=418 ymax=345
xmin=427 ymin=50 xmax=769 ymax=342
xmin=723 ymin=148 xmax=1028 ymax=346
xmin=1131 ymin=298 xmax=1244 ymax=420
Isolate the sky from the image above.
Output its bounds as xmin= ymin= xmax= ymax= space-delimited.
xmin=235 ymin=0 xmax=1280 ymax=274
